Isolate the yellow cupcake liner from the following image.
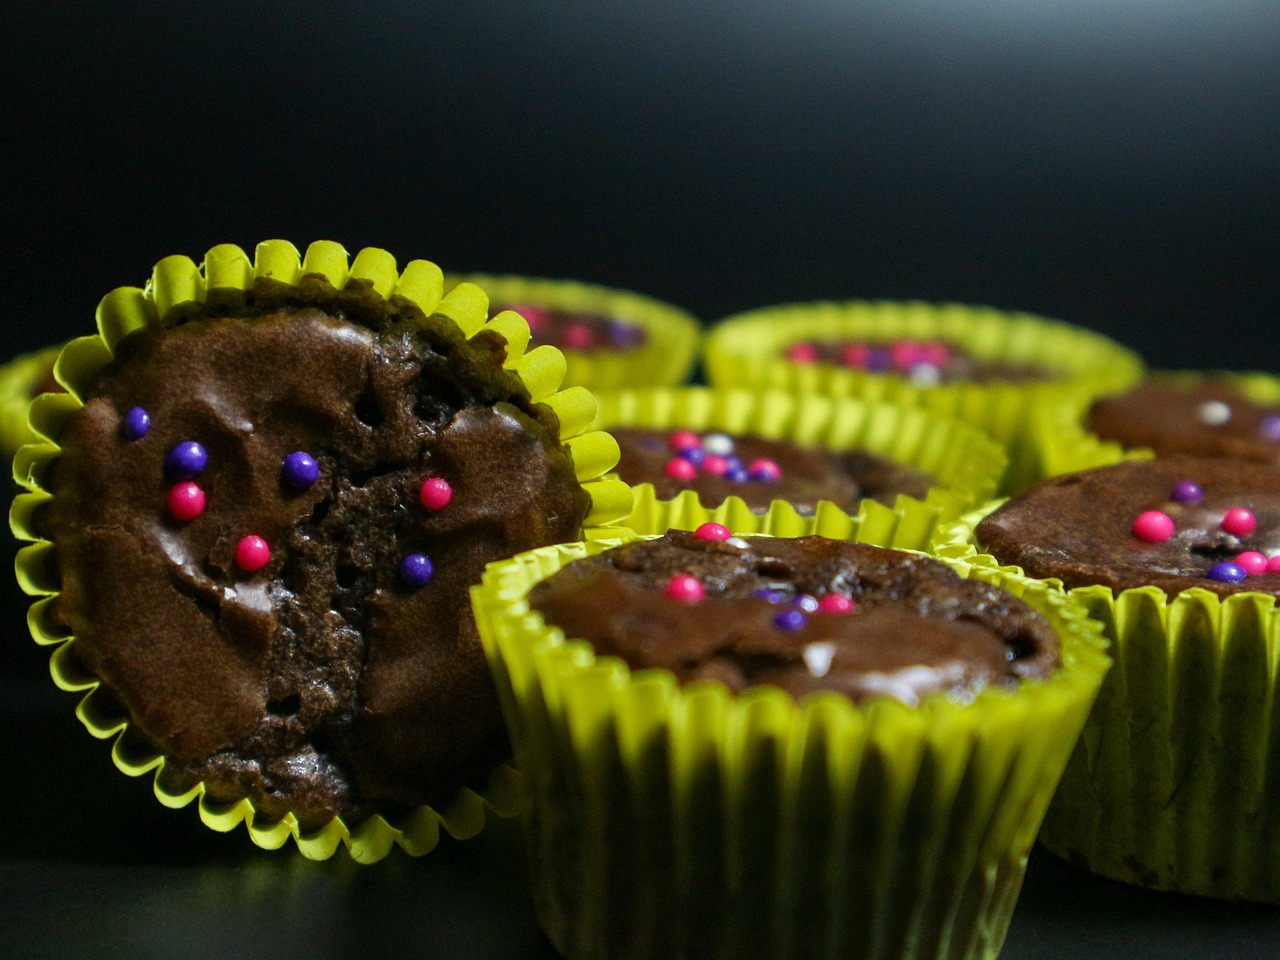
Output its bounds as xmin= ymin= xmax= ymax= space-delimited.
xmin=0 ymin=342 xmax=65 ymax=460
xmin=933 ymin=509 xmax=1280 ymax=901
xmin=593 ymin=386 xmax=1007 ymax=547
xmin=444 ymin=273 xmax=701 ymax=391
xmin=704 ymin=300 xmax=1144 ymax=495
xmin=472 ymin=533 xmax=1110 ymax=960
xmin=10 ymin=239 xmax=633 ymax=862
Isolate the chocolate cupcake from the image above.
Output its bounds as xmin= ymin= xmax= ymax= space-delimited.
xmin=705 ymin=300 xmax=1143 ymax=494
xmin=594 ymin=387 xmax=1007 ymax=545
xmin=444 ymin=273 xmax=700 ymax=391
xmin=11 ymin=240 xmax=631 ymax=860
xmin=471 ymin=530 xmax=1108 ymax=960
xmin=936 ymin=458 xmax=1280 ymax=901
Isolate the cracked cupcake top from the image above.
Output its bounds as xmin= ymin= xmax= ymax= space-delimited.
xmin=37 ymin=281 xmax=591 ymax=830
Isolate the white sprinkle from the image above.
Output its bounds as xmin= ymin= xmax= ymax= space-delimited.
xmin=908 ymin=363 xmax=941 ymax=387
xmin=802 ymin=642 xmax=837 ymax=678
xmin=1198 ymin=400 xmax=1232 ymax=426
xmin=857 ymin=663 xmax=968 ymax=707
xmin=702 ymin=432 xmax=735 ymax=456
xmin=725 ymin=537 xmax=750 ymax=549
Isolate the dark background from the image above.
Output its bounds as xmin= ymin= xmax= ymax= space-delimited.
xmin=4 ymin=2 xmax=1280 ymax=957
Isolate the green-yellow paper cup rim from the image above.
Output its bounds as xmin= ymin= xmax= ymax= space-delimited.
xmin=445 ymin=272 xmax=701 ymax=391
xmin=471 ymin=532 xmax=1110 ymax=959
xmin=9 ymin=239 xmax=634 ymax=862
xmin=0 ymin=342 xmax=65 ymax=461
xmin=592 ymin=386 xmax=1008 ymax=548
xmin=704 ymin=300 xmax=1145 ymax=495
xmin=934 ymin=504 xmax=1280 ymax=902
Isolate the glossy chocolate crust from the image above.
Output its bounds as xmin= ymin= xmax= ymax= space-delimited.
xmin=528 ymin=531 xmax=1059 ymax=705
xmin=1086 ymin=379 xmax=1280 ymax=463
xmin=37 ymin=279 xmax=590 ymax=829
xmin=610 ymin=426 xmax=933 ymax=513
xmin=976 ymin=458 xmax=1280 ymax=598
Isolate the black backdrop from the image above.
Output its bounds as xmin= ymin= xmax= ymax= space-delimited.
xmin=4 ymin=3 xmax=1280 ymax=958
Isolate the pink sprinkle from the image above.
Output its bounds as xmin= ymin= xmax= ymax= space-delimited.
xmin=235 ymin=535 xmax=271 ymax=572
xmin=747 ymin=458 xmax=781 ymax=481
xmin=1268 ymin=555 xmax=1280 ymax=573
xmin=786 ymin=342 xmax=818 ymax=364
xmin=890 ymin=340 xmax=925 ymax=370
xmin=818 ymin=594 xmax=856 ymax=615
xmin=1236 ymin=551 xmax=1268 ymax=576
xmin=510 ymin=305 xmax=549 ymax=331
xmin=668 ymin=429 xmax=701 ymax=452
xmin=694 ymin=522 xmax=732 ymax=541
xmin=701 ymin=454 xmax=730 ymax=477
xmin=563 ymin=323 xmax=595 ymax=350
xmin=840 ymin=343 xmax=870 ymax=368
xmin=419 ymin=477 xmax=454 ymax=511
xmin=920 ymin=340 xmax=950 ymax=366
xmin=1132 ymin=510 xmax=1175 ymax=543
xmin=1222 ymin=507 xmax=1257 ymax=537
xmin=665 ymin=458 xmax=697 ymax=482
xmin=665 ymin=574 xmax=705 ymax=604
xmin=167 ymin=481 xmax=205 ymax=521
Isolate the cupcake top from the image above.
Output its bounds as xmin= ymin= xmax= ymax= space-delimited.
xmin=976 ymin=458 xmax=1280 ymax=597
xmin=35 ymin=267 xmax=593 ymax=831
xmin=610 ymin=425 xmax=934 ymax=513
xmin=528 ymin=530 xmax=1060 ymax=706
xmin=1086 ymin=378 xmax=1280 ymax=463
xmin=498 ymin=303 xmax=646 ymax=354
xmin=783 ymin=336 xmax=1056 ymax=386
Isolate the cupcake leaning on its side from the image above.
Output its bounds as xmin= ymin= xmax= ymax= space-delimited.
xmin=472 ymin=528 xmax=1108 ymax=960
xmin=704 ymin=299 xmax=1143 ymax=494
xmin=11 ymin=240 xmax=631 ymax=861
xmin=444 ymin=273 xmax=701 ymax=391
xmin=934 ymin=456 xmax=1280 ymax=901
xmin=593 ymin=386 xmax=1008 ymax=548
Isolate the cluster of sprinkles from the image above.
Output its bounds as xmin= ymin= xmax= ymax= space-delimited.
xmin=1130 ymin=479 xmax=1275 ymax=583
xmin=784 ymin=338 xmax=952 ymax=387
xmin=507 ymin=305 xmax=645 ymax=352
xmin=1196 ymin=399 xmax=1280 ymax=440
xmin=663 ymin=430 xmax=782 ymax=485
xmin=662 ymin=523 xmax=858 ymax=635
xmin=122 ymin=405 xmax=454 ymax=587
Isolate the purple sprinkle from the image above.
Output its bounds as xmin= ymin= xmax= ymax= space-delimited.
xmin=1261 ymin=415 xmax=1280 ymax=442
xmin=121 ymin=406 xmax=150 ymax=440
xmin=164 ymin=441 xmax=208 ymax=480
xmin=281 ymin=451 xmax=320 ymax=490
xmin=604 ymin=319 xmax=644 ymax=347
xmin=400 ymin=553 xmax=434 ymax=587
xmin=749 ymin=464 xmax=781 ymax=482
xmin=794 ymin=594 xmax=820 ymax=613
xmin=1170 ymin=480 xmax=1203 ymax=504
xmin=1207 ymin=561 xmax=1247 ymax=583
xmin=753 ymin=587 xmax=789 ymax=604
xmin=866 ymin=348 xmax=893 ymax=372
xmin=725 ymin=466 xmax=750 ymax=483
xmin=679 ymin=446 xmax=706 ymax=466
xmin=774 ymin=609 xmax=808 ymax=632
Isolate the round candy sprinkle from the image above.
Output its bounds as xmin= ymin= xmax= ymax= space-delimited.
xmin=164 ymin=441 xmax=208 ymax=480
xmin=840 ymin=343 xmax=869 ymax=367
xmin=563 ymin=323 xmax=595 ymax=350
xmin=121 ymin=406 xmax=150 ymax=440
xmin=702 ymin=433 xmax=735 ymax=456
xmin=1268 ymin=554 xmax=1280 ymax=573
xmin=1221 ymin=507 xmax=1257 ymax=537
xmin=725 ymin=465 xmax=750 ymax=483
xmin=920 ymin=340 xmax=950 ymax=366
xmin=400 ymin=553 xmax=434 ymax=588
xmin=419 ymin=477 xmax=453 ymax=511
xmin=167 ymin=481 xmax=205 ymax=521
xmin=665 ymin=574 xmax=704 ymax=604
xmin=669 ymin=429 xmax=701 ymax=452
xmin=1132 ymin=510 xmax=1175 ymax=543
xmin=725 ymin=536 xmax=750 ymax=549
xmin=1207 ymin=561 xmax=1247 ymax=583
xmin=235 ymin=535 xmax=271 ymax=572
xmin=1198 ymin=400 xmax=1232 ymax=426
xmin=281 ymin=451 xmax=320 ymax=490
xmin=786 ymin=342 xmax=818 ymax=364
xmin=752 ymin=587 xmax=788 ymax=604
xmin=694 ymin=522 xmax=732 ymax=541
xmin=701 ymin=454 xmax=730 ymax=477
xmin=908 ymin=364 xmax=941 ymax=387
xmin=818 ymin=594 xmax=856 ymax=615
xmin=1170 ymin=480 xmax=1203 ymax=503
xmin=747 ymin=458 xmax=781 ymax=482
xmin=794 ymin=594 xmax=820 ymax=614
xmin=665 ymin=457 xmax=698 ymax=482
xmin=773 ymin=609 xmax=808 ymax=632
xmin=678 ymin=446 xmax=706 ymax=466
xmin=1261 ymin=415 xmax=1280 ymax=442
xmin=1235 ymin=551 xmax=1268 ymax=575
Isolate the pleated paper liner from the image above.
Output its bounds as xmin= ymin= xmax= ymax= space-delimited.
xmin=471 ymin=533 xmax=1110 ymax=960
xmin=10 ymin=239 xmax=633 ymax=862
xmin=444 ymin=272 xmax=701 ymax=391
xmin=593 ymin=386 xmax=1007 ymax=546
xmin=932 ymin=506 xmax=1280 ymax=902
xmin=0 ymin=342 xmax=64 ymax=459
xmin=703 ymin=300 xmax=1144 ymax=495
